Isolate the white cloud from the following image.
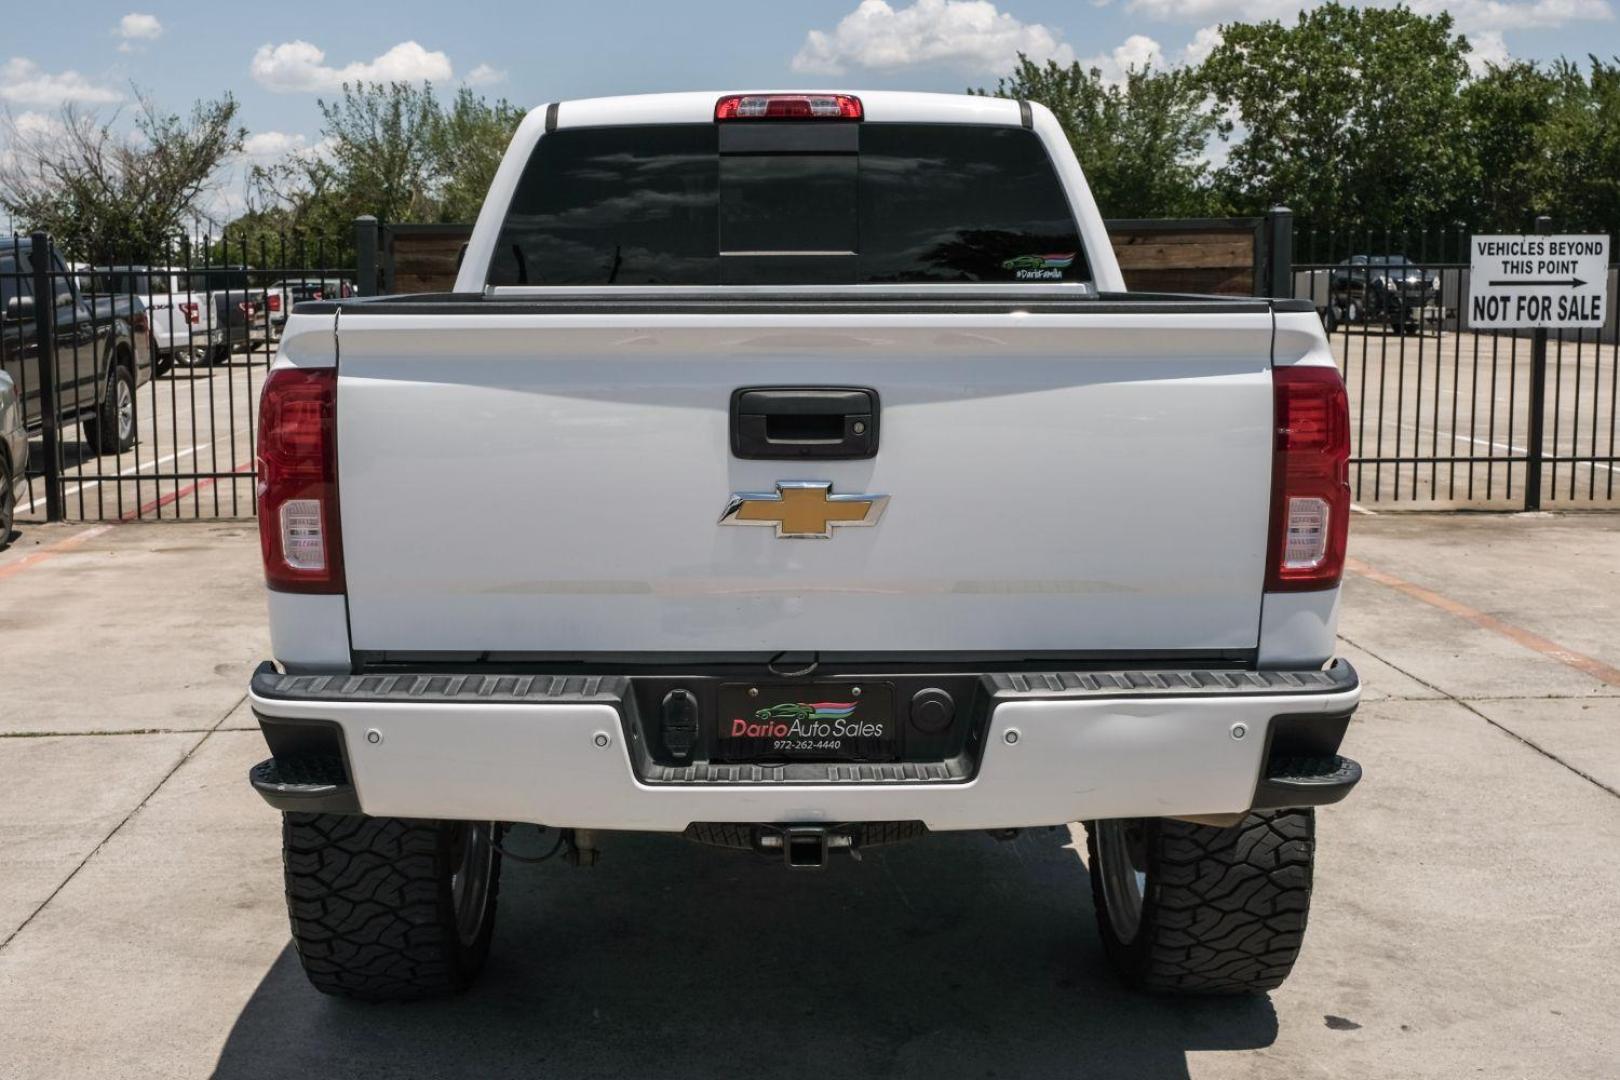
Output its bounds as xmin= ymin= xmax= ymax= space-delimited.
xmin=465 ymin=63 xmax=506 ymax=86
xmin=1125 ymin=0 xmax=1298 ymax=19
xmin=792 ymin=0 xmax=1075 ymax=75
xmin=241 ymin=130 xmax=307 ymax=159
xmin=0 ymin=110 xmax=61 ymax=172
xmin=1081 ymin=34 xmax=1166 ymax=81
xmin=250 ymin=40 xmax=453 ymax=93
xmin=1181 ymin=24 xmax=1224 ymax=64
xmin=11 ymin=110 xmax=59 ymax=137
xmin=1075 ymin=26 xmax=1222 ymax=83
xmin=0 ymin=58 xmax=123 ymax=106
xmin=115 ymin=13 xmax=163 ymax=52
xmin=1464 ymin=29 xmax=1511 ymax=72
xmin=1406 ymin=0 xmax=1611 ymax=30
xmin=117 ymin=13 xmax=163 ymax=40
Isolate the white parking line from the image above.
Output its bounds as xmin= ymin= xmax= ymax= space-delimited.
xmin=19 ymin=423 xmax=247 ymax=513
xmin=1406 ymin=421 xmax=1618 ymax=477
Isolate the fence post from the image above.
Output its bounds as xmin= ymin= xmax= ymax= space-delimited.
xmin=354 ymin=216 xmax=379 ymax=296
xmin=1525 ymin=215 xmax=1552 ymax=511
xmin=29 ymin=231 xmax=63 ymax=522
xmin=1265 ymin=206 xmax=1294 ymax=299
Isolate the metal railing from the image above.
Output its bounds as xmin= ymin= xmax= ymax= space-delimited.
xmin=1289 ymin=218 xmax=1619 ymax=509
xmin=8 ymin=213 xmax=1617 ymax=524
xmin=4 ymin=232 xmax=353 ymax=523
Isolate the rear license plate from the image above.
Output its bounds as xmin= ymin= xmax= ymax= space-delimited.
xmin=715 ymin=682 xmax=896 ymax=761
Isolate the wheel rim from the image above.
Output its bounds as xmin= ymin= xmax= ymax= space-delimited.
xmin=1095 ymin=819 xmax=1150 ymax=944
xmin=449 ymin=822 xmax=495 ymax=947
xmin=115 ymin=377 xmax=134 ymax=442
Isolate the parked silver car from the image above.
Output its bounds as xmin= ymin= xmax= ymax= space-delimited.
xmin=1 ymin=367 xmax=28 ymax=547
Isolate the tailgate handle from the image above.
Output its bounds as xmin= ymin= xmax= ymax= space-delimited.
xmin=730 ymin=387 xmax=879 ymax=460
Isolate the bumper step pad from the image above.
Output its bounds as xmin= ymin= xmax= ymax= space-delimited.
xmin=249 ymin=754 xmax=359 ymax=814
xmin=1253 ymin=754 xmax=1363 ymax=809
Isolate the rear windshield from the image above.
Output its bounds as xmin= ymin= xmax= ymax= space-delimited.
xmin=487 ymin=122 xmax=1086 ymax=287
xmin=188 ymin=269 xmax=248 ymax=292
xmin=90 ymin=272 xmax=169 ymax=296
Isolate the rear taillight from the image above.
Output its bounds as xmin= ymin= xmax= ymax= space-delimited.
xmin=179 ymin=302 xmax=199 ymax=325
xmin=268 ymin=294 xmax=282 ymax=312
xmin=1266 ymin=364 xmax=1350 ymax=591
xmin=257 ymin=367 xmax=343 ymax=593
xmin=714 ymin=93 xmax=862 ymax=120
xmin=132 ymin=311 xmax=149 ymax=334
xmin=239 ymin=301 xmax=258 ymax=318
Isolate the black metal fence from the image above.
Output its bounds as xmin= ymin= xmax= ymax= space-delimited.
xmin=4 ymin=232 xmax=353 ymax=524
xmin=7 ymin=213 xmax=1617 ymax=526
xmin=1291 ymin=216 xmax=1618 ymax=509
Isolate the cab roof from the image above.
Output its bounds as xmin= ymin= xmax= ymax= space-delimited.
xmin=540 ymin=90 xmax=1026 ymax=130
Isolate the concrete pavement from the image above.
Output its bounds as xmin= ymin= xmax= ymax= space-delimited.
xmin=0 ymin=515 xmax=1617 ymax=1079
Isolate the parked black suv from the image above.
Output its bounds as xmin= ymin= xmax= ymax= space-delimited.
xmin=1324 ymin=254 xmax=1441 ymax=335
xmin=1 ymin=238 xmax=153 ymax=454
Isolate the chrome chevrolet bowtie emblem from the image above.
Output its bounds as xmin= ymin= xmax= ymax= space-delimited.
xmin=719 ymin=481 xmax=889 ymax=539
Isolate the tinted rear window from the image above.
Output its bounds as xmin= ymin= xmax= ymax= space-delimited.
xmin=487 ymin=123 xmax=1085 ymax=286
xmin=189 ymin=269 xmax=249 ymax=292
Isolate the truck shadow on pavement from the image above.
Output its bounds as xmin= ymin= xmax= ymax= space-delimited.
xmin=211 ymin=826 xmax=1276 ymax=1080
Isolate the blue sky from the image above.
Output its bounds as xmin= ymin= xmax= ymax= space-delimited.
xmin=3 ymin=0 xmax=1618 ymax=223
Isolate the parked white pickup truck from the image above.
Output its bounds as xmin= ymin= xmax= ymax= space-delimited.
xmin=86 ymin=265 xmax=267 ymax=370
xmin=249 ymin=91 xmax=1360 ymax=1002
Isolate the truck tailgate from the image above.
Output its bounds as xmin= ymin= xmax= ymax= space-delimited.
xmin=334 ymin=307 xmax=1276 ymax=656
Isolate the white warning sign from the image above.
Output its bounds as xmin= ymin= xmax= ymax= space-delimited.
xmin=1469 ymin=234 xmax=1608 ymax=329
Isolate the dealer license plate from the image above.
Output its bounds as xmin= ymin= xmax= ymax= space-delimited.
xmin=715 ymin=682 xmax=897 ymax=761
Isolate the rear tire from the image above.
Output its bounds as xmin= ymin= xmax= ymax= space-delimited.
xmin=282 ymin=814 xmax=502 ymax=1001
xmin=81 ymin=362 xmax=136 ymax=454
xmin=1085 ymin=809 xmax=1315 ymax=995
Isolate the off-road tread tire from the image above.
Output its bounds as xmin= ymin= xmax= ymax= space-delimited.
xmin=1086 ymin=809 xmax=1315 ymax=996
xmin=282 ymin=813 xmax=501 ymax=1002
xmin=82 ymin=362 xmax=135 ymax=454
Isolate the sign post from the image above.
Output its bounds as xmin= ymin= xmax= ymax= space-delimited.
xmin=1469 ymin=223 xmax=1611 ymax=509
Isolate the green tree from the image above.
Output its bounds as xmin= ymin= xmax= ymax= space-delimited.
xmin=1201 ymin=3 xmax=1473 ymax=234
xmin=250 ymin=80 xmax=441 ymax=240
xmin=0 ymin=94 xmax=244 ymax=258
xmin=431 ymin=87 xmax=525 ymax=223
xmin=240 ymin=81 xmax=525 ymax=250
xmin=1539 ymin=56 xmax=1620 ymax=233
xmin=974 ymin=55 xmax=1217 ymax=217
xmin=1460 ymin=61 xmax=1561 ymax=230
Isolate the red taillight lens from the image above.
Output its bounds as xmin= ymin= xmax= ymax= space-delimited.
xmin=714 ymin=94 xmax=863 ymax=120
xmin=1266 ymin=364 xmax=1350 ymax=591
xmin=268 ymin=294 xmax=282 ymax=312
xmin=257 ymin=367 xmax=343 ymax=593
xmin=180 ymin=302 xmax=199 ymax=324
xmin=239 ymin=301 xmax=258 ymax=318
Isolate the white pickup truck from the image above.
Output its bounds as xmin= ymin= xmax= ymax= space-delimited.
xmin=86 ymin=265 xmax=269 ymax=370
xmin=249 ymin=91 xmax=1360 ymax=1002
